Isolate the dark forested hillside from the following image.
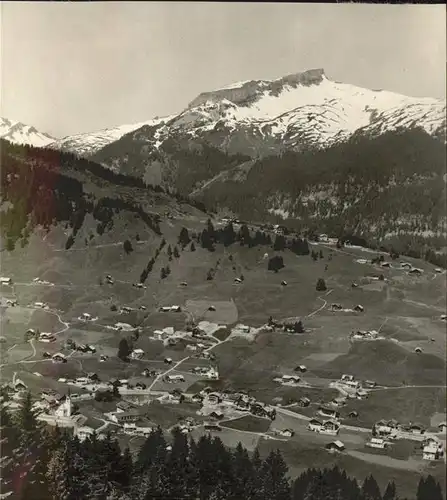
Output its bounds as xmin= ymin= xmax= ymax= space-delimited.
xmin=0 ymin=398 xmax=444 ymax=500
xmin=0 ymin=139 xmax=204 ymax=251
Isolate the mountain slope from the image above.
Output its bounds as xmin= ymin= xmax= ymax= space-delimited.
xmin=0 ymin=117 xmax=55 ymax=148
xmin=50 ymin=114 xmax=176 ymax=157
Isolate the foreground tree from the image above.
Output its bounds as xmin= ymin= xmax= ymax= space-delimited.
xmin=316 ymin=278 xmax=327 ymax=291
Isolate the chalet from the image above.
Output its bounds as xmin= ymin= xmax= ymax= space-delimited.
xmin=367 ymin=437 xmax=387 ymax=449
xmin=209 ymin=411 xmax=224 ymax=420
xmin=14 ymin=379 xmax=27 ymax=391
xmin=281 ymin=375 xmax=300 ymax=385
xmin=135 ymin=382 xmax=147 ymax=390
xmin=34 ymin=302 xmax=47 ymax=308
xmin=351 ymin=282 xmax=359 ymax=288
xmin=43 ymin=351 xmax=52 ymax=359
xmin=364 ymin=380 xmax=377 ymax=388
xmin=441 ymin=315 xmax=447 ymax=321
xmin=294 ymin=365 xmax=307 ymax=373
xmin=409 ymin=424 xmax=425 ymax=435
xmin=234 ymin=278 xmax=242 ymax=283
xmin=438 ymin=422 xmax=447 ymax=433
xmin=331 ymin=397 xmax=347 ymax=407
xmin=400 ymin=262 xmax=412 ymax=269
xmin=180 ymin=282 xmax=188 ymax=287
xmin=375 ymin=421 xmax=394 ymax=436
xmin=191 ymin=393 xmax=204 ymax=404
xmin=298 ymin=397 xmax=310 ymax=407
xmin=380 ymin=262 xmax=391 ymax=268
xmin=320 ymin=420 xmax=340 ymax=436
xmin=0 ymin=277 xmax=13 ymax=285
xmin=435 ymin=268 xmax=443 ymax=273
xmin=76 ymin=344 xmax=89 ymax=353
xmin=75 ymin=426 xmax=95 ymax=442
xmin=26 ymin=328 xmax=36 ymax=335
xmin=235 ymin=398 xmax=251 ymax=410
xmin=133 ymin=283 xmax=146 ymax=289
xmin=110 ymin=409 xmax=140 ymax=424
xmin=330 ymin=303 xmax=343 ymax=311
xmin=130 ymin=349 xmax=144 ymax=360
xmin=99 ymin=355 xmax=108 ymax=362
xmin=164 ymin=357 xmax=173 ymax=365
xmin=308 ymin=419 xmax=324 ymax=432
xmin=81 ymin=313 xmax=92 ymax=321
xmin=353 ymin=304 xmax=364 ymax=312
xmin=206 ymin=393 xmax=222 ymax=404
xmin=52 ymin=353 xmax=67 ymax=363
xmin=165 ymin=374 xmax=185 ymax=383
xmin=208 ymin=306 xmax=216 ymax=311
xmin=348 ymin=410 xmax=359 ymax=418
xmin=409 ymin=268 xmax=423 ymax=275
xmin=356 ymin=389 xmax=368 ymax=399
xmin=325 ymin=440 xmax=345 ymax=452
xmin=279 ymin=429 xmax=294 ymax=438
xmin=414 ymin=347 xmax=423 ymax=353
xmin=281 ymin=281 xmax=288 ymax=286
xmin=75 ymin=377 xmax=89 ymax=386
xmin=186 ymin=345 xmax=198 ymax=352
xmin=88 ymin=373 xmax=99 ymax=382
xmin=204 ymin=423 xmax=222 ymax=432
xmin=39 ymin=332 xmax=55 ymax=342
xmin=5 ymin=298 xmax=17 ymax=306
xmin=318 ymin=406 xmax=340 ymax=420
xmin=423 ymin=443 xmax=442 ymax=461
xmin=171 ymin=306 xmax=181 ymax=312
xmin=341 ymin=374 xmax=355 ymax=382
xmin=341 ymin=379 xmax=360 ymax=390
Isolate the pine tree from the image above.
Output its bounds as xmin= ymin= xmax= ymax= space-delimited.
xmin=123 ymin=240 xmax=133 ymax=254
xmin=257 ymin=450 xmax=290 ymax=500
xmin=190 ymin=241 xmax=196 ymax=252
xmin=362 ymin=474 xmax=382 ymax=500
xmin=173 ymin=246 xmax=180 ymax=258
xmin=160 ymin=267 xmax=167 ymax=280
xmin=117 ymin=338 xmax=131 ymax=361
xmin=316 ymin=278 xmax=327 ymax=291
xmin=273 ymin=235 xmax=286 ymax=251
xmin=383 ymin=481 xmax=397 ymax=500
xmin=166 ymin=265 xmax=171 ymax=275
xmin=178 ymin=227 xmax=191 ymax=247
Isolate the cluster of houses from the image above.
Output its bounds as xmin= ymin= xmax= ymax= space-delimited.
xmin=308 ymin=417 xmax=340 ymax=436
xmin=191 ymin=366 xmax=219 ymax=380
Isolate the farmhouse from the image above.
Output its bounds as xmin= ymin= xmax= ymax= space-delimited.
xmin=348 ymin=411 xmax=359 ymax=418
xmin=409 ymin=268 xmax=423 ymax=275
xmin=115 ymin=323 xmax=135 ymax=331
xmin=75 ymin=426 xmax=96 ymax=442
xmin=367 ymin=437 xmax=387 ymax=449
xmin=279 ymin=429 xmax=294 ymax=438
xmin=110 ymin=409 xmax=141 ymax=424
xmin=123 ymin=422 xmax=152 ymax=437
xmin=341 ymin=374 xmax=354 ymax=382
xmin=438 ymin=422 xmax=447 ymax=433
xmin=52 ymin=353 xmax=67 ymax=363
xmin=209 ymin=411 xmax=224 ymax=420
xmin=130 ymin=348 xmax=144 ymax=360
xmin=318 ymin=406 xmax=340 ymax=420
xmin=294 ymin=365 xmax=307 ymax=373
xmin=330 ymin=303 xmax=343 ymax=311
xmin=331 ymin=397 xmax=347 ymax=407
xmin=353 ymin=304 xmax=364 ymax=312
xmin=165 ymin=374 xmax=185 ymax=383
xmin=374 ymin=421 xmax=394 ymax=436
xmin=308 ymin=419 xmax=323 ymax=432
xmin=325 ymin=440 xmax=345 ymax=452
xmin=281 ymin=375 xmax=300 ymax=385
xmin=298 ymin=397 xmax=310 ymax=407
xmin=364 ymin=380 xmax=377 ymax=388
xmin=423 ymin=442 xmax=443 ymax=461
xmin=320 ymin=420 xmax=340 ymax=436
xmin=409 ymin=423 xmax=425 ymax=435
xmin=81 ymin=313 xmax=92 ymax=321
xmin=34 ymin=302 xmax=48 ymax=308
xmin=5 ymin=298 xmax=17 ymax=306
xmin=14 ymin=379 xmax=27 ymax=391
xmin=0 ymin=277 xmax=13 ymax=285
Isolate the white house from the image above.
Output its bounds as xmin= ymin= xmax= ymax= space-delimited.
xmin=81 ymin=313 xmax=92 ymax=320
xmin=34 ymin=302 xmax=48 ymax=309
xmin=341 ymin=374 xmax=355 ymax=382
xmin=281 ymin=375 xmax=300 ymax=385
xmin=165 ymin=374 xmax=185 ymax=383
xmin=320 ymin=420 xmax=340 ymax=436
xmin=367 ymin=437 xmax=387 ymax=449
xmin=279 ymin=429 xmax=294 ymax=438
xmin=375 ymin=421 xmax=394 ymax=436
xmin=423 ymin=443 xmax=443 ymax=461
xmin=0 ymin=277 xmax=12 ymax=285
xmin=75 ymin=426 xmax=95 ymax=442
xmin=308 ymin=419 xmax=324 ymax=432
xmin=130 ymin=349 xmax=144 ymax=360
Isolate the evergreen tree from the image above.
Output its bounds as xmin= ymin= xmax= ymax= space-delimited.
xmin=178 ymin=227 xmax=191 ymax=248
xmin=123 ymin=240 xmax=133 ymax=254
xmin=239 ymin=224 xmax=251 ymax=246
xmin=273 ymin=234 xmax=286 ymax=251
xmin=268 ymin=256 xmax=285 ymax=273
xmin=362 ymin=474 xmax=382 ymax=500
xmin=166 ymin=265 xmax=171 ymax=275
xmin=160 ymin=267 xmax=167 ymax=280
xmin=383 ymin=481 xmax=397 ymax=500
xmin=117 ymin=338 xmax=131 ymax=361
xmin=316 ymin=278 xmax=327 ymax=291
xmin=173 ymin=246 xmax=180 ymax=258
xmin=190 ymin=241 xmax=196 ymax=252
xmin=257 ymin=450 xmax=291 ymax=500
xmin=167 ymin=244 xmax=172 ymax=258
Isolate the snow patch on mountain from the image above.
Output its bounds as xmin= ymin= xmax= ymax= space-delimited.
xmin=51 ymin=114 xmax=176 ymax=156
xmin=0 ymin=117 xmax=55 ymax=147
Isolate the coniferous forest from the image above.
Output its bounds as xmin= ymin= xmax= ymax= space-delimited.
xmin=0 ymin=394 xmax=444 ymax=500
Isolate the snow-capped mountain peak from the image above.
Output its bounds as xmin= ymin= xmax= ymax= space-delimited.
xmin=0 ymin=117 xmax=56 ymax=147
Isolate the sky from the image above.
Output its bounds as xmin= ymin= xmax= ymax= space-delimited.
xmin=1 ymin=2 xmax=446 ymax=138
